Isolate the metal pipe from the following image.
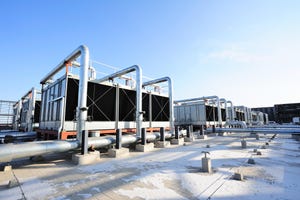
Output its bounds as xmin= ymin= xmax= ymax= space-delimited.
xmin=0 ymin=140 xmax=79 ymax=163
xmin=207 ymin=127 xmax=300 ymax=134
xmin=40 ymin=45 xmax=89 ymax=84
xmin=0 ymin=131 xmax=175 ymax=163
xmin=57 ymin=97 xmax=65 ymax=140
xmin=39 ymin=45 xmax=90 ymax=143
xmin=142 ymin=77 xmax=174 ymax=134
xmin=94 ymin=65 xmax=143 ymax=137
xmin=220 ymin=98 xmax=229 ymax=122
xmin=0 ymin=131 xmax=37 ymax=139
xmin=227 ymin=100 xmax=235 ymax=121
xmin=13 ymin=100 xmax=22 ymax=130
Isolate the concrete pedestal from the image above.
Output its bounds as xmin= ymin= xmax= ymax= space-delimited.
xmin=108 ymin=148 xmax=129 ymax=158
xmin=155 ymin=141 xmax=171 ymax=148
xmin=241 ymin=140 xmax=247 ymax=148
xmin=2 ymin=165 xmax=12 ymax=172
xmin=136 ymin=143 xmax=154 ymax=152
xmin=219 ymin=132 xmax=228 ymax=136
xmin=233 ymin=172 xmax=244 ymax=181
xmin=72 ymin=151 xmax=100 ymax=165
xmin=256 ymin=134 xmax=260 ymax=140
xmin=7 ymin=179 xmax=18 ymax=188
xmin=248 ymin=158 xmax=255 ymax=164
xmin=291 ymin=134 xmax=300 ymax=141
xmin=171 ymin=138 xmax=184 ymax=145
xmin=184 ymin=137 xmax=194 ymax=142
xmin=198 ymin=135 xmax=208 ymax=140
xmin=201 ymin=157 xmax=212 ymax=173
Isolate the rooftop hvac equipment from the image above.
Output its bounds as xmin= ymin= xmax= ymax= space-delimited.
xmin=0 ymin=100 xmax=16 ymax=130
xmin=174 ymin=96 xmax=226 ymax=128
xmin=13 ymin=88 xmax=41 ymax=132
xmin=38 ymin=45 xmax=173 ymax=140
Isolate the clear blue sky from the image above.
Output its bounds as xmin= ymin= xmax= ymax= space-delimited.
xmin=0 ymin=0 xmax=299 ymax=107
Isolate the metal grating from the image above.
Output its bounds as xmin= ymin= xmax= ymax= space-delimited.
xmin=0 ymin=100 xmax=16 ymax=130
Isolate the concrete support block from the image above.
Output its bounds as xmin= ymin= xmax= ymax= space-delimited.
xmin=108 ymin=148 xmax=129 ymax=158
xmin=136 ymin=143 xmax=154 ymax=152
xmin=184 ymin=137 xmax=194 ymax=142
xmin=72 ymin=151 xmax=101 ymax=165
xmin=2 ymin=165 xmax=12 ymax=172
xmin=219 ymin=132 xmax=228 ymax=136
xmin=233 ymin=172 xmax=244 ymax=181
xmin=7 ymin=179 xmax=18 ymax=188
xmin=201 ymin=157 xmax=212 ymax=173
xmin=171 ymin=138 xmax=184 ymax=145
xmin=241 ymin=140 xmax=247 ymax=148
xmin=256 ymin=134 xmax=260 ymax=140
xmin=291 ymin=134 xmax=300 ymax=140
xmin=155 ymin=141 xmax=171 ymax=148
xmin=247 ymin=158 xmax=255 ymax=164
xmin=198 ymin=135 xmax=208 ymax=140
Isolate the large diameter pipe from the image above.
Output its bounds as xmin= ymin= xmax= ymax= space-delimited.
xmin=207 ymin=127 xmax=300 ymax=134
xmin=77 ymin=46 xmax=90 ymax=142
xmin=39 ymin=45 xmax=90 ymax=142
xmin=94 ymin=65 xmax=143 ymax=137
xmin=227 ymin=100 xmax=235 ymax=121
xmin=220 ymin=98 xmax=228 ymax=122
xmin=0 ymin=140 xmax=79 ymax=163
xmin=142 ymin=77 xmax=174 ymax=134
xmin=0 ymin=131 xmax=37 ymax=139
xmin=0 ymin=132 xmax=175 ymax=163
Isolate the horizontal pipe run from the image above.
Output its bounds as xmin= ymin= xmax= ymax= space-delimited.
xmin=40 ymin=45 xmax=89 ymax=84
xmin=0 ymin=140 xmax=79 ymax=163
xmin=0 ymin=132 xmax=37 ymax=139
xmin=0 ymin=132 xmax=175 ymax=163
xmin=206 ymin=127 xmax=300 ymax=134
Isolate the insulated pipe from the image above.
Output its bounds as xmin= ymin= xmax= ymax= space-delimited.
xmin=0 ymin=140 xmax=79 ymax=163
xmin=236 ymin=106 xmax=248 ymax=123
xmin=0 ymin=131 xmax=37 ymax=139
xmin=94 ymin=65 xmax=143 ymax=137
xmin=227 ymin=101 xmax=235 ymax=121
xmin=142 ymin=77 xmax=174 ymax=134
xmin=207 ymin=127 xmax=300 ymax=134
xmin=0 ymin=132 xmax=174 ymax=163
xmin=40 ymin=45 xmax=90 ymax=142
xmin=220 ymin=98 xmax=229 ymax=122
xmin=28 ymin=87 xmax=36 ymax=132
xmin=13 ymin=100 xmax=22 ymax=130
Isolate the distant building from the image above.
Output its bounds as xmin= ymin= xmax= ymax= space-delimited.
xmin=252 ymin=103 xmax=300 ymax=123
xmin=274 ymin=103 xmax=300 ymax=123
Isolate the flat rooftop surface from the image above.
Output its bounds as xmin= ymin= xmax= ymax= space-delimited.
xmin=1 ymin=133 xmax=300 ymax=200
